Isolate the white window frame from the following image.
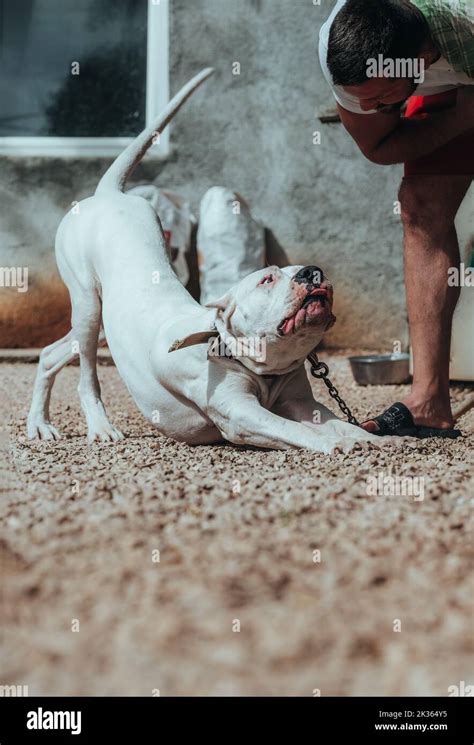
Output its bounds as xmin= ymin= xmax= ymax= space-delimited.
xmin=0 ymin=0 xmax=170 ymax=158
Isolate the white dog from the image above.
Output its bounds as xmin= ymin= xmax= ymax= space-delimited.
xmin=27 ymin=68 xmax=376 ymax=454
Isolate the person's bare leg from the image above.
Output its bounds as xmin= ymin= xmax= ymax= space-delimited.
xmin=364 ymin=174 xmax=471 ymax=432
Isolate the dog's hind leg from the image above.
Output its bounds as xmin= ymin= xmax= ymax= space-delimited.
xmin=72 ymin=293 xmax=123 ymax=443
xmin=27 ymin=330 xmax=76 ymax=440
xmin=27 ymin=328 xmax=108 ymax=440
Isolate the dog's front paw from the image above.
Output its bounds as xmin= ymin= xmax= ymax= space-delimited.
xmin=332 ymin=436 xmax=381 ymax=455
xmin=27 ymin=419 xmax=62 ymax=441
xmin=87 ymin=423 xmax=124 ymax=444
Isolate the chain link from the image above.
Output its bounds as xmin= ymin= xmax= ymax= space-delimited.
xmin=307 ymin=352 xmax=360 ymax=427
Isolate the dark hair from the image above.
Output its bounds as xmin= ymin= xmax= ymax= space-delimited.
xmin=327 ymin=0 xmax=429 ymax=86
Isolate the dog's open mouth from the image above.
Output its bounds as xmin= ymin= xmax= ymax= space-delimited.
xmin=278 ymin=288 xmax=329 ymax=336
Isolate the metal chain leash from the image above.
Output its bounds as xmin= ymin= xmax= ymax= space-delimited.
xmin=307 ymin=352 xmax=360 ymax=427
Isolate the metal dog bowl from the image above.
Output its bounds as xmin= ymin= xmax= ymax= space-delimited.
xmin=349 ymin=353 xmax=410 ymax=386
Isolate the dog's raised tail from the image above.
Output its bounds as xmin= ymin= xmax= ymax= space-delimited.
xmin=96 ymin=67 xmax=214 ymax=195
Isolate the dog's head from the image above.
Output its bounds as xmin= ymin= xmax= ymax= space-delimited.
xmin=204 ymin=265 xmax=336 ymax=374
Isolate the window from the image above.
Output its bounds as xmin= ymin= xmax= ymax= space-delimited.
xmin=0 ymin=0 xmax=169 ymax=157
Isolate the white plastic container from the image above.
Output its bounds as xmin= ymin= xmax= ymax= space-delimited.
xmin=450 ymin=184 xmax=474 ymax=381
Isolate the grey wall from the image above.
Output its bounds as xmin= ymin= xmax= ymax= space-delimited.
xmin=1 ymin=0 xmax=408 ymax=349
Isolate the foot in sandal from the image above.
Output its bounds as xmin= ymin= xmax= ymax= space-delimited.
xmin=361 ymin=402 xmax=462 ymax=439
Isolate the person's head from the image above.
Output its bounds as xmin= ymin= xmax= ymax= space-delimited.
xmin=327 ymin=0 xmax=437 ymax=112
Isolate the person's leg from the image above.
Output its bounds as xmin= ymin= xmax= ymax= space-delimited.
xmin=365 ymin=174 xmax=470 ymax=432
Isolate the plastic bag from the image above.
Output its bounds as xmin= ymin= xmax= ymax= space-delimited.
xmin=128 ymin=185 xmax=196 ymax=286
xmin=197 ymin=186 xmax=266 ymax=305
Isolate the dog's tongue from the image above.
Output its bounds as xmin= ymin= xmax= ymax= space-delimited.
xmin=281 ymin=302 xmax=326 ymax=335
xmin=281 ymin=317 xmax=295 ymax=335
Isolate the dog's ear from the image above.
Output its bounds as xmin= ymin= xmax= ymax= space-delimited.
xmin=205 ymin=292 xmax=236 ymax=333
xmin=204 ymin=293 xmax=230 ymax=311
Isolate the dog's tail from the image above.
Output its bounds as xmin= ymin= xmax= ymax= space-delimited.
xmin=95 ymin=67 xmax=214 ymax=195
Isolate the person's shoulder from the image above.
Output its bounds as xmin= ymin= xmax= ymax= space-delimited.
xmin=445 ymin=0 xmax=473 ymax=14
xmin=426 ymin=0 xmax=473 ymax=22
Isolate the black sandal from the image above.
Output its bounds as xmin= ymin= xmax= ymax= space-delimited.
xmin=363 ymin=402 xmax=462 ymax=439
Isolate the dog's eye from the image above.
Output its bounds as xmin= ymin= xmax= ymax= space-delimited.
xmin=259 ymin=274 xmax=274 ymax=286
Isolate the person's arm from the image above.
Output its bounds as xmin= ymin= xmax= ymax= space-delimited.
xmin=337 ymin=87 xmax=474 ymax=166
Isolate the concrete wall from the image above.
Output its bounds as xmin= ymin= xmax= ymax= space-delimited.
xmin=0 ymin=0 xmax=449 ymax=348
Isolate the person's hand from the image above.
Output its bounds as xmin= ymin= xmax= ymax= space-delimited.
xmin=456 ymin=86 xmax=474 ymax=130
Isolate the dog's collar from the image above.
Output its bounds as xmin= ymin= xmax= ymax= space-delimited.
xmin=168 ymin=325 xmax=239 ymax=362
xmin=168 ymin=327 xmax=219 ymax=352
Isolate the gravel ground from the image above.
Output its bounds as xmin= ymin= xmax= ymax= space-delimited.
xmin=1 ymin=354 xmax=473 ymax=696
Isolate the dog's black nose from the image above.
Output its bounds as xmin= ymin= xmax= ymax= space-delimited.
xmin=294 ymin=265 xmax=324 ymax=287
